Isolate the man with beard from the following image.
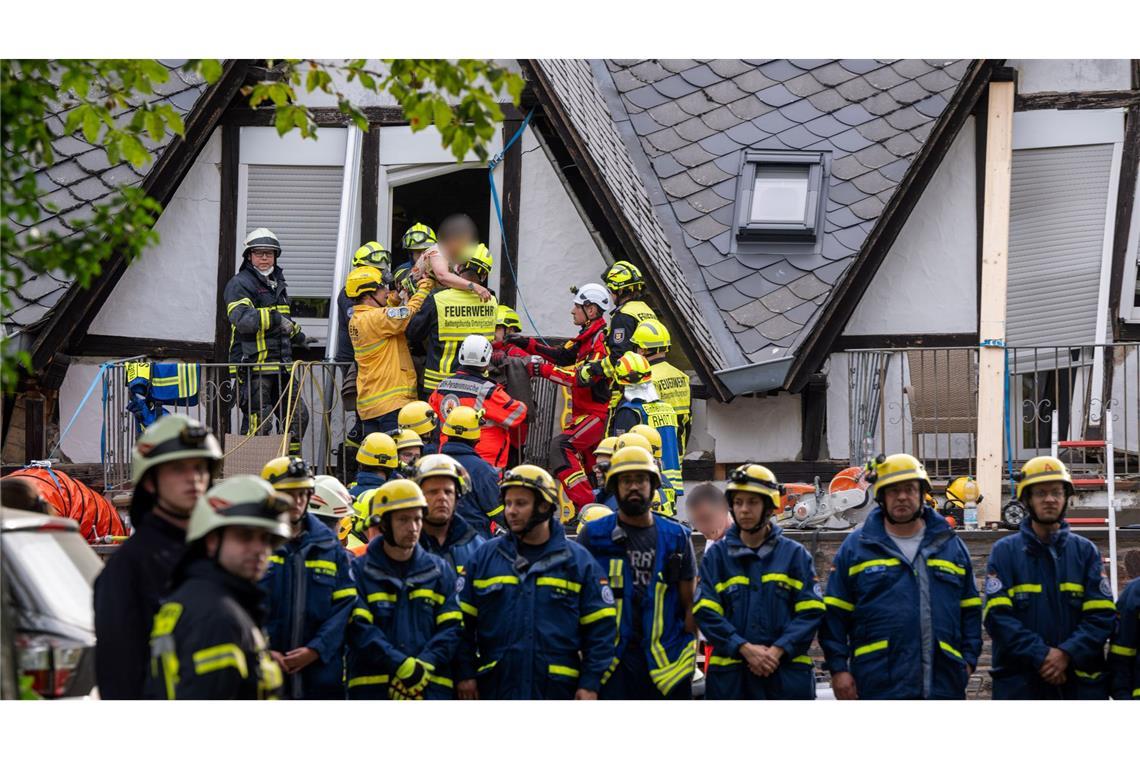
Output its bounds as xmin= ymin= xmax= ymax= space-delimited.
xmin=983 ymin=456 xmax=1115 ymax=699
xmin=577 ymin=446 xmax=697 ymax=699
xmin=95 ymin=414 xmax=222 ymax=699
xmin=820 ymin=454 xmax=981 ymax=700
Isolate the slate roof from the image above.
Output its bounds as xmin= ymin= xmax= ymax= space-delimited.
xmin=535 ymin=59 xmax=972 ymax=373
xmin=4 ymin=61 xmax=211 ymax=334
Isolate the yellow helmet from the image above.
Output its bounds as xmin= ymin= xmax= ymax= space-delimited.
xmin=628 ymin=424 xmax=663 ymax=458
xmin=460 ymin=242 xmax=493 ymax=279
xmin=261 ymin=455 xmax=315 ymax=491
xmin=614 ymin=351 xmax=652 ymax=386
xmin=337 ymin=514 xmax=353 ymax=543
xmin=602 ymin=260 xmax=645 ymax=293
xmin=357 ymin=433 xmax=398 ymax=469
xmin=1015 ymin=456 xmax=1073 ymax=501
xmin=594 ymin=437 xmax=619 ymax=458
xmin=398 ymin=401 xmax=438 ymax=437
xmin=576 ymin=503 xmax=613 ymax=535
xmin=605 ymin=445 xmax=661 ymax=492
xmin=500 ymin=464 xmax=559 ymax=506
xmin=393 ymin=428 xmax=424 ymax=452
xmin=442 ymin=406 xmax=482 ymax=441
xmin=352 ymin=241 xmax=390 ymax=269
xmin=350 ymin=488 xmax=377 ymax=539
xmin=186 ymin=476 xmax=292 ymax=544
xmin=414 ymin=453 xmax=469 ymax=495
xmin=345 ymin=265 xmax=387 ymax=299
xmin=496 ymin=304 xmax=522 ymax=331
xmin=945 ymin=476 xmax=983 ymax=507
xmin=725 ymin=464 xmax=782 ymax=509
xmin=402 ymin=223 xmax=437 ymax=251
xmin=631 ymin=319 xmax=671 ymax=351
xmin=865 ymin=453 xmax=931 ymax=501
xmin=368 ymin=480 xmax=428 ymax=526
xmin=615 ymin=432 xmax=653 ymax=455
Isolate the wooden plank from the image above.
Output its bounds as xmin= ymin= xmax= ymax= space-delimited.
xmin=214 ymin=123 xmax=240 ymax=363
xmin=24 ymin=395 xmax=46 ymax=463
xmin=497 ymin=118 xmax=524 ymax=309
xmin=833 ymin=332 xmax=978 ymax=351
xmin=1107 ymin=61 xmax=1140 ymax=339
xmin=359 ymin=127 xmax=381 ymax=246
xmin=1015 ymin=89 xmax=1140 ymax=112
xmin=74 ymin=335 xmax=216 ymax=360
xmin=976 ymin=80 xmax=1016 ymax=525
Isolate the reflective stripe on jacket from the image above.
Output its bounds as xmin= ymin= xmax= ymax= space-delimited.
xmin=224 ymin=262 xmax=297 ymax=372
xmin=349 ymin=280 xmax=432 ymax=420
xmin=406 ymin=289 xmax=498 ymax=391
xmin=1109 ymin=577 xmax=1140 ymax=699
xmin=429 ymin=369 xmax=527 ymax=470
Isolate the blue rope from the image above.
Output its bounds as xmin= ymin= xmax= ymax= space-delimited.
xmin=488 ymin=109 xmax=546 ymax=342
xmin=46 ymin=361 xmax=111 ymax=462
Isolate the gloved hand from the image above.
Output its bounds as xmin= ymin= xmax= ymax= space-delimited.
xmin=526 ymin=355 xmax=547 ymax=378
xmin=277 ymin=316 xmax=297 ymax=336
xmin=393 ymin=656 xmax=430 ymax=698
xmin=505 ymin=333 xmax=529 ymax=348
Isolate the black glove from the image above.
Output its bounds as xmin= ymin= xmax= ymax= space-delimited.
xmin=505 ymin=334 xmax=529 ymax=348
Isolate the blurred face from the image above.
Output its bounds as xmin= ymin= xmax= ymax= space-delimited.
xmin=1028 ymin=482 xmax=1067 ymax=524
xmin=148 ymin=458 xmax=211 ymax=516
xmin=386 ymin=509 xmax=423 ymax=549
xmin=208 ymin=526 xmax=278 ymax=582
xmin=249 ymin=248 xmax=276 ymax=273
xmin=503 ymin=486 xmax=538 ymax=534
xmin=421 ymin=476 xmax=457 ymax=526
xmin=592 ymin=455 xmax=611 ymax=485
xmin=440 ymin=232 xmax=476 ymax=260
xmin=616 ymin=472 xmax=652 ymax=507
xmin=882 ymin=481 xmax=921 ymax=523
xmin=398 ymin=447 xmax=421 ymax=465
xmin=689 ymin=495 xmax=730 ymax=540
xmin=731 ymin=492 xmax=768 ymax=531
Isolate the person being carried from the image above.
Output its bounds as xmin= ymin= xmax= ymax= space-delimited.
xmin=411 ymin=213 xmax=492 ymax=302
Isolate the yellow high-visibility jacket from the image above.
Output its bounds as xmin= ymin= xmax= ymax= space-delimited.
xmin=349 ymin=280 xmax=432 ymax=421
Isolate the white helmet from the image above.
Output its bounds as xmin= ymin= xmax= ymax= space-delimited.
xmin=309 ymin=475 xmax=352 ymax=522
xmin=458 ymin=335 xmax=493 ymax=368
xmin=243 ymin=227 xmax=281 ymax=256
xmin=573 ymin=283 xmax=614 ymax=313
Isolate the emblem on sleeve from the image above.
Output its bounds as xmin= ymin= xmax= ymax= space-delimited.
xmin=984 ymin=574 xmax=1003 ymax=595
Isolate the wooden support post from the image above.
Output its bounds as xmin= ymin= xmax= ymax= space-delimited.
xmin=24 ymin=394 xmax=46 ymax=463
xmin=977 ymin=79 xmax=1016 ymax=525
xmin=498 ymin=118 xmax=523 ymax=309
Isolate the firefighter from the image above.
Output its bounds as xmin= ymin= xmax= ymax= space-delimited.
xmin=349 ymin=432 xmax=400 ymax=498
xmin=631 ymin=318 xmax=691 ymax=453
xmin=493 ymin=304 xmax=529 ymax=362
xmin=693 ymin=465 xmax=825 ymax=699
xmin=601 ymin=260 xmax=657 ymax=366
xmin=347 ymin=264 xmax=434 ymax=435
xmin=406 ymin=242 xmax=499 ymax=394
xmin=629 ymin=423 xmax=681 ymax=517
xmin=258 ymin=458 xmax=356 ymax=699
xmin=399 ymin=400 xmax=440 ymax=455
xmin=595 ymin=433 xmax=669 ymax=515
xmin=337 ymin=242 xmax=391 ymax=462
xmin=345 ymin=480 xmax=462 ymax=699
xmin=983 ymin=456 xmax=1115 ymax=699
xmin=94 ymin=414 xmax=222 ymax=699
xmin=576 ymin=503 xmax=613 ymax=536
xmin=144 ymin=476 xmax=289 ymax=700
xmin=429 ymin=334 xmax=527 ymax=470
xmin=393 ymin=222 xmax=437 ymax=293
xmin=224 ymin=228 xmax=310 ymax=454
xmin=577 ymin=446 xmax=698 ymax=699
xmin=437 ymin=406 xmax=503 ymax=539
xmin=309 ymin=474 xmax=353 ymax=535
xmin=1110 ymin=576 xmax=1140 ymax=700
xmin=819 ymin=454 xmax=982 ymax=700
xmin=505 ymin=283 xmax=612 ymax=512
xmin=456 ymin=465 xmax=616 ymax=700
xmin=415 ymin=454 xmax=486 ymax=579
xmin=592 ymin=436 xmax=618 ymax=500
xmin=345 ymin=488 xmax=378 ymax=558
xmin=394 ymin=428 xmax=424 ymax=471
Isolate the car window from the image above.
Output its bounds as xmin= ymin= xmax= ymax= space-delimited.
xmin=2 ymin=531 xmax=102 ymax=631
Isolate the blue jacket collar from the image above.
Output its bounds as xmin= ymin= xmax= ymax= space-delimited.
xmin=363 ymin=542 xmax=439 ymax=586
xmin=723 ymin=521 xmax=782 ymax=559
xmin=860 ymin=505 xmax=951 ymax=548
xmin=355 ymin=470 xmax=389 ymax=487
xmin=422 ymin=513 xmax=479 ymax=552
xmin=1018 ymin=516 xmax=1070 ymax=553
xmin=441 ymin=441 xmax=478 ymax=457
xmin=281 ymin=512 xmax=338 ymax=553
xmin=496 ymin=518 xmax=571 ymax=574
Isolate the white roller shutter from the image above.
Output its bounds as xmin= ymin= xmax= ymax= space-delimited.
xmin=1007 ymin=143 xmax=1114 ymax=348
xmin=245 ymin=164 xmax=344 ymax=298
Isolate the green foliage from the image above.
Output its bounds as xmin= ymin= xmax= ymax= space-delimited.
xmin=1 ymin=59 xmax=523 ymax=390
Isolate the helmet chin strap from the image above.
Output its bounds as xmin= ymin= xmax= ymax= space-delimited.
xmin=515 ymin=502 xmax=554 ymax=540
xmin=881 ymin=503 xmax=922 ymax=525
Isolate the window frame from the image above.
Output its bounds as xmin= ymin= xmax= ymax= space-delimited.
xmin=735 ymin=150 xmax=827 ymax=243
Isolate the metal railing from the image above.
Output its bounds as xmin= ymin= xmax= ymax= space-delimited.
xmin=846 ymin=343 xmax=1139 ymax=481
xmin=101 ymin=359 xmax=565 ymax=492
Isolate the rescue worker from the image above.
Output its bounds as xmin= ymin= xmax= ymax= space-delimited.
xmin=399 ymin=400 xmax=440 ymax=454
xmin=576 ymin=503 xmax=613 ymax=536
xmin=406 ymin=242 xmax=499 ymax=393
xmin=1110 ymin=576 xmax=1140 ymax=700
xmin=608 ymin=352 xmax=683 ymax=516
xmin=345 ymin=488 xmax=378 ymax=559
xmin=337 ymin=242 xmax=391 ymax=463
xmin=437 ymin=406 xmax=503 ymax=538
xmin=349 ymin=432 xmax=400 ymax=498
xmin=345 ymin=480 xmax=462 ymax=699
xmin=506 ymin=283 xmax=611 ymax=511
xmin=393 ymin=222 xmax=437 ymax=293
xmin=601 ymin=260 xmax=657 ymax=367
xmin=492 ymin=304 xmax=529 ymax=362
xmin=592 ymin=436 xmax=618 ymax=499
xmin=94 ymin=414 xmax=222 ymax=699
xmin=631 ymin=318 xmax=691 ymax=452
xmin=394 ymin=428 xmax=424 ymax=471
xmin=629 ymin=423 xmax=681 ymax=516
xmin=347 ymin=264 xmax=434 ymax=435
xmin=577 ymin=446 xmax=698 ymax=699
xmin=819 ymin=454 xmax=982 ymax=700
xmin=595 ymin=433 xmax=669 ymax=515
xmin=429 ymin=334 xmax=527 ymax=470
xmin=309 ymin=474 xmax=353 ymax=535
xmin=456 ymin=465 xmax=616 ymax=700
xmin=259 ymin=458 xmax=356 ymax=699
xmin=694 ymin=465 xmax=825 ymax=699
xmin=415 ymin=454 xmax=486 ymax=579
xmin=144 ymin=476 xmax=289 ymax=700
xmin=983 ymin=456 xmax=1116 ymax=699
xmin=224 ymin=228 xmax=309 ymax=453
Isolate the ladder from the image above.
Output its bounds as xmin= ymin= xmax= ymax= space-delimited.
xmin=1050 ymin=415 xmax=1118 ymax=599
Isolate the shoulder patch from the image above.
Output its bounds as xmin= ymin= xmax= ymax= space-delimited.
xmin=1099 ymin=577 xmax=1112 ymax=597
xmin=456 ymin=575 xmax=465 ymax=594
xmin=601 ymin=586 xmax=615 ymax=605
xmin=813 ymin=582 xmax=823 ymax=598
xmin=612 ymin=328 xmax=626 ymax=344
xmin=387 ymin=306 xmax=410 ymax=319
xmin=984 ymin=574 xmax=1003 ymax=595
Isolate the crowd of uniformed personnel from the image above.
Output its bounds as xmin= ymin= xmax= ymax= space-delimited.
xmin=87 ymin=219 xmax=1139 ymax=701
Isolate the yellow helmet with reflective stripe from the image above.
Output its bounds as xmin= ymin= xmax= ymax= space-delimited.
xmin=576 ymin=503 xmax=613 ymax=535
xmin=352 ymin=241 xmax=390 ymax=269
xmin=602 ymin=260 xmax=645 ymax=293
xmin=443 ymin=406 xmax=482 ymax=441
xmin=496 ymin=304 xmax=522 ymax=330
xmin=261 ymin=455 xmax=315 ymax=491
xmin=398 ymin=401 xmax=438 ymax=437
xmin=460 ymin=243 xmax=493 ymax=278
xmin=945 ymin=476 xmax=983 ymax=507
xmin=402 ymin=223 xmax=437 ymax=251
xmin=594 ymin=437 xmax=619 ymax=458
xmin=350 ymin=488 xmax=377 ymax=539
xmin=615 ymin=432 xmax=653 ymax=455
xmin=368 ymin=480 xmax=428 ymax=524
xmin=357 ymin=433 xmax=398 ymax=468
xmin=1015 ymin=456 xmax=1073 ymax=501
xmin=345 ymin=265 xmax=387 ymax=299
xmin=629 ymin=424 xmax=663 ymax=458
xmin=414 ymin=453 xmax=469 ymax=495
xmin=725 ymin=464 xmax=782 ymax=508
xmin=500 ymin=464 xmax=559 ymax=506
xmin=186 ymin=476 xmax=292 ymax=543
xmin=393 ymin=428 xmax=424 ymax=452
xmin=605 ymin=445 xmax=661 ymax=491
xmin=631 ymin=319 xmax=671 ymax=351
xmin=865 ymin=453 xmax=931 ymax=501
xmin=614 ymin=351 xmax=652 ymax=386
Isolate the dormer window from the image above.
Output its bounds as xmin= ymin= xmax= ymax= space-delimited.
xmin=736 ymin=151 xmax=826 ymax=243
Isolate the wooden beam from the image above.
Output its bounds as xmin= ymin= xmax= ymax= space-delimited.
xmin=24 ymin=394 xmax=46 ymax=462
xmin=833 ymin=333 xmax=979 ymax=351
xmin=1108 ymin=60 xmax=1140 ymax=340
xmin=1016 ymin=89 xmax=1140 ymax=112
xmin=497 ymin=118 xmax=524 ymax=309
xmin=223 ymin=105 xmax=407 ymax=127
xmin=976 ymin=80 xmax=1016 ymax=525
xmin=800 ymin=373 xmax=827 ymax=460
xmin=359 ymin=127 xmax=381 ymax=246
xmin=73 ymin=335 xmax=216 ymax=360
xmin=974 ymin=94 xmax=988 ymax=332
xmin=214 ymin=122 xmax=240 ymax=362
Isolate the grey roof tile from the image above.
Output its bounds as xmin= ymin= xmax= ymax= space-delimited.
xmin=629 ymin=60 xmax=671 ymax=84
xmin=778 ymin=98 xmax=826 ymax=124
xmin=684 ymin=214 xmax=728 ymax=241
xmin=672 ymin=202 xmax=705 ymax=223
xmin=811 ymin=62 xmax=858 ymax=87
xmin=660 ymin=170 xmax=703 ymax=199
xmin=832 ymin=102 xmax=876 ymax=126
xmin=654 ymin=75 xmax=700 ymax=99
xmin=753 ymin=109 xmax=797 ymax=134
xmin=709 ymin=203 xmax=735 ymax=227
xmin=691 ymin=241 xmax=724 ymax=267
xmin=651 ymin=152 xmax=687 ymax=177
xmin=730 ymin=298 xmax=779 ymax=328
xmin=916 ymin=67 xmax=958 ymax=94
xmin=831 ymin=154 xmax=867 ymax=181
xmin=815 ymin=259 xmax=853 ymax=284
xmin=686 ymin=188 xmax=732 ymax=213
xmin=756 ymin=83 xmax=798 ymax=107
xmin=707 ymin=59 xmax=754 ymax=79
xmin=647 ymin=128 xmax=689 ymax=154
xmin=825 ymin=180 xmax=865 ymax=206
xmin=646 ymin=100 xmax=690 ymax=127
xmin=757 ymin=60 xmax=803 ymax=81
xmin=712 ymin=283 xmax=754 ymax=311
xmin=725 ymin=120 xmax=765 ymax=146
xmin=68 ymin=175 xmax=112 ymax=202
xmin=911 ymin=120 xmax=935 ymax=143
xmin=862 ymin=90 xmax=900 ymax=115
xmin=851 ymin=169 xmax=896 ymax=195
xmin=760 ymin=285 xmax=803 ymax=314
xmin=736 ymin=328 xmax=772 ymax=356
xmin=783 ymin=299 xmax=822 ymax=326
xmin=789 ymin=60 xmax=831 ymax=71
xmin=879 ymin=157 xmax=912 ymax=182
xmin=697 ymin=131 xmax=743 ymax=157
xmin=838 ymin=59 xmax=885 ymax=76
xmin=44 ymin=161 xmax=88 ymax=187
xmin=732 ymin=69 xmax=778 ymax=93
xmin=726 ymin=96 xmax=772 ymax=121
xmin=914 ymin=93 xmax=949 ymax=118
xmin=884 ymin=107 xmax=931 ymax=131
xmin=865 ymin=65 xmax=908 ymax=91
xmin=710 ymin=178 xmax=738 ymax=201
xmin=785 ymin=73 xmax=827 ymax=98
xmin=802 ymin=114 xmax=848 ymax=139
xmin=659 ymin=59 xmax=700 ymax=74
xmin=610 ymin=67 xmax=644 ymax=93
xmin=836 ymin=75 xmax=878 ymax=103
xmin=756 ymin=261 xmax=804 ymax=285
xmin=826 ymin=129 xmax=874 ymax=153
xmin=675 ymin=90 xmax=718 ymax=116
xmin=856 ymin=117 xmax=900 ymax=143
xmin=890 ymin=59 xmax=936 ymax=79
xmin=807 ymin=87 xmax=849 ymax=114
xmin=626 ymin=84 xmax=671 ymax=110
xmin=787 ymin=273 xmax=831 ymax=301
xmin=705 ymin=79 xmax=749 ymax=105
xmin=629 ymin=111 xmax=662 ymax=135
xmin=672 ymin=142 xmax=716 ymax=168
xmin=678 ymin=64 xmax=721 ymax=88
xmin=849 ymin=194 xmax=886 ymax=220
xmin=887 ymin=79 xmax=929 ymax=107
xmin=756 ymin=314 xmax=800 ymax=342
xmin=884 ymin=131 xmax=922 ymax=158
xmin=735 ymin=272 xmax=782 ymax=299
xmin=774 ymin=125 xmax=819 ymax=150
xmin=699 ymin=105 xmax=744 ymax=132
xmin=672 ymin=117 xmax=717 ymax=144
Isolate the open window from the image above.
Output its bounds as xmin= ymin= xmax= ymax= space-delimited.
xmin=735 ymin=150 xmax=826 ymax=244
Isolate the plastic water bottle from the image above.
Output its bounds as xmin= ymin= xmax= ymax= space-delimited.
xmin=964 ymin=499 xmax=978 ymax=530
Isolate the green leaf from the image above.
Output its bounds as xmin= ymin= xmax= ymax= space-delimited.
xmin=82 ymin=108 xmax=101 ymax=143
xmin=433 ymin=100 xmax=453 ymax=129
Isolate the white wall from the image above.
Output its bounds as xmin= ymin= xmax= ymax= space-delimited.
xmin=1008 ymin=59 xmax=1133 ymax=94
xmin=88 ymin=131 xmax=222 ymax=342
xmin=702 ymin=393 xmax=801 ymax=462
xmin=825 ymin=352 xmax=850 ymax=461
xmin=57 ymin=359 xmax=109 ymax=464
xmin=844 ymin=121 xmax=977 ymax=336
